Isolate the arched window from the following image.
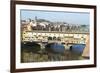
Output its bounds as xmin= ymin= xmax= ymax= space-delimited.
xmin=53 ymin=36 xmax=56 ymax=40
xmin=48 ymin=36 xmax=52 ymax=40
xmin=57 ymin=37 xmax=61 ymax=41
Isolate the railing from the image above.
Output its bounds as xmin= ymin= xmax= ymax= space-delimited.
xmin=24 ymin=30 xmax=89 ymax=34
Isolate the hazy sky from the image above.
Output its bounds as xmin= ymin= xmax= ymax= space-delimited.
xmin=21 ymin=10 xmax=90 ymax=25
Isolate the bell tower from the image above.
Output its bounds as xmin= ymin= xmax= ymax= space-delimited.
xmin=34 ymin=16 xmax=37 ymax=25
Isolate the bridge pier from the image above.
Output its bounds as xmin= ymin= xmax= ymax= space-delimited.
xmin=38 ymin=42 xmax=47 ymax=50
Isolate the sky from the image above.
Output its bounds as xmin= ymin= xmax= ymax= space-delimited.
xmin=21 ymin=10 xmax=90 ymax=25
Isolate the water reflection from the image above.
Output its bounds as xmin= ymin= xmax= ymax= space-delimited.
xmin=21 ymin=42 xmax=87 ymax=63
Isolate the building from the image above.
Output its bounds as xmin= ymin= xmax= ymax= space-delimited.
xmin=21 ymin=30 xmax=89 ymax=45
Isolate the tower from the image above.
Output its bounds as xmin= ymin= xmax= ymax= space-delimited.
xmin=34 ymin=16 xmax=37 ymax=25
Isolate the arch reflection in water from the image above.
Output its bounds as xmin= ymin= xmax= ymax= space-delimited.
xmin=21 ymin=42 xmax=86 ymax=63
